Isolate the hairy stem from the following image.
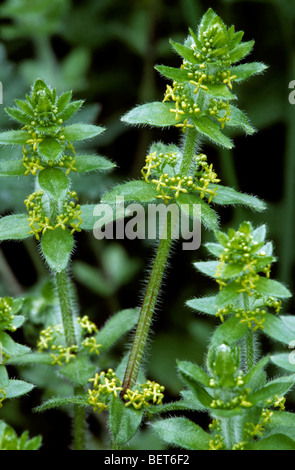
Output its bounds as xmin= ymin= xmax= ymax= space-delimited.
xmin=73 ymin=386 xmax=86 ymax=450
xmin=221 ymin=415 xmax=241 ymax=450
xmin=55 ymin=269 xmax=77 ymax=346
xmin=122 ymin=219 xmax=172 ymax=392
xmin=241 ymin=293 xmax=255 ymax=371
xmin=245 ymin=329 xmax=254 ymax=371
xmin=55 ymin=269 xmax=87 ymax=450
xmin=122 ymin=128 xmax=199 ymax=392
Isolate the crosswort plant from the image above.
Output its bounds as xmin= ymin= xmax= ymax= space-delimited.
xmin=0 ymin=8 xmax=295 ymax=451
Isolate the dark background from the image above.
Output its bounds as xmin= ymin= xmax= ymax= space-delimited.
xmin=0 ymin=0 xmax=294 ymax=450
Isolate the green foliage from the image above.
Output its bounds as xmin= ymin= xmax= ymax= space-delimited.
xmin=0 ymin=1 xmax=293 ymax=453
xmin=0 ymin=420 xmax=42 ymax=450
xmin=0 ymin=296 xmax=34 ymax=413
xmin=152 ymin=343 xmax=295 ymax=450
xmin=122 ymin=7 xmax=266 ymax=147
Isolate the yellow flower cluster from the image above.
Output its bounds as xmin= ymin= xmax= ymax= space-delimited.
xmin=22 ymin=127 xmax=77 ymax=176
xmin=24 ymin=190 xmax=82 ymax=240
xmin=214 ymin=228 xmax=272 ymax=296
xmin=87 ymin=370 xmax=165 ymax=413
xmin=123 ymin=380 xmax=165 ymax=410
xmin=37 ymin=315 xmax=101 ymax=366
xmin=210 ymin=387 xmax=252 ymax=410
xmin=162 ymin=54 xmax=236 ymax=133
xmin=216 ymin=297 xmax=281 ymax=331
xmin=245 ymin=409 xmax=273 ymax=438
xmin=88 ymin=369 xmax=123 ymax=413
xmin=141 ymin=150 xmax=219 ymax=204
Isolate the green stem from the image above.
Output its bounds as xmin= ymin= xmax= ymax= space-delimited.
xmin=241 ymin=293 xmax=255 ymax=371
xmin=122 ymin=128 xmax=198 ymax=393
xmin=55 ymin=269 xmax=77 ymax=346
xmin=220 ymin=415 xmax=241 ymax=450
xmin=121 ymin=219 xmax=172 ymax=392
xmin=245 ymin=329 xmax=254 ymax=371
xmin=55 ymin=270 xmax=87 ymax=450
xmin=73 ymin=386 xmax=86 ymax=450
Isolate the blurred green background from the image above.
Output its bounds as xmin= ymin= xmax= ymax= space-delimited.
xmin=0 ymin=0 xmax=294 ymax=450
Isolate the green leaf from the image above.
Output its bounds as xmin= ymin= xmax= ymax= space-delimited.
xmin=102 ymin=180 xmax=158 ymax=204
xmin=222 ymin=262 xmax=245 ymax=279
xmin=34 ymin=395 xmax=89 ymax=413
xmin=229 ymin=40 xmax=255 ymax=64
xmin=199 ymin=8 xmax=218 ymax=33
xmin=191 ymin=115 xmax=233 ymax=149
xmin=152 ymin=417 xmax=211 ymax=450
xmin=38 ymin=168 xmax=69 ymax=201
xmin=58 ymin=356 xmax=97 ymax=386
xmin=264 ymin=314 xmax=295 ymax=345
xmin=231 ymin=62 xmax=268 ymax=82
xmin=205 ymin=242 xmax=224 ymax=257
xmin=179 ymin=375 xmax=213 ymax=408
xmin=266 ymin=411 xmax=295 ymax=429
xmin=95 ymin=308 xmax=140 ymax=353
xmin=0 ymin=130 xmax=29 ymax=145
xmin=211 ymin=185 xmax=266 ymax=211
xmin=5 ymin=380 xmax=34 ymax=399
xmin=243 ymin=356 xmax=269 ymax=386
xmin=14 ymin=99 xmax=34 ymax=115
xmin=253 ymin=224 xmax=267 ymax=243
xmin=0 ymin=331 xmax=30 ymax=356
xmin=227 ymin=106 xmax=255 ymax=134
xmin=247 ymin=375 xmax=295 ymax=405
xmin=211 ymin=316 xmax=248 ymax=346
xmin=74 ymin=154 xmax=116 ymax=173
xmin=6 ymin=297 xmax=24 ymax=318
xmin=41 ymin=227 xmax=74 ymax=272
xmin=0 ymin=365 xmax=9 ymax=389
xmin=177 ymin=193 xmax=219 ymax=231
xmin=62 ymin=124 xmax=105 ymax=141
xmin=177 ymin=360 xmax=211 ymax=387
xmin=121 ymin=102 xmax=181 ymax=127
xmin=204 ymin=84 xmax=236 ymax=101
xmin=247 ymin=434 xmax=295 ymax=450
xmin=169 ymin=39 xmax=199 ymax=63
xmin=0 ymin=159 xmax=26 ymax=177
xmin=147 ymin=398 xmax=204 ymax=414
xmin=38 ymin=138 xmax=63 ymax=161
xmin=7 ymin=353 xmax=53 ymax=366
xmin=215 ymin=282 xmax=241 ymax=306
xmin=5 ymin=107 xmax=32 ymax=125
xmin=255 ymin=277 xmax=292 ymax=298
xmin=23 ymin=435 xmax=42 ymax=450
xmin=109 ymin=394 xmax=143 ymax=446
xmin=193 ymin=261 xmax=219 ymax=278
xmin=58 ymin=100 xmax=84 ymax=121
xmin=57 ymin=91 xmax=72 ymax=112
xmin=79 ymin=204 xmax=98 ymax=230
xmin=271 ymin=354 xmax=295 ymax=373
xmin=11 ymin=315 xmax=25 ymax=329
xmin=186 ymin=296 xmax=217 ymax=315
xmin=155 ymin=65 xmax=190 ymax=82
xmin=0 ymin=214 xmax=32 ymax=241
